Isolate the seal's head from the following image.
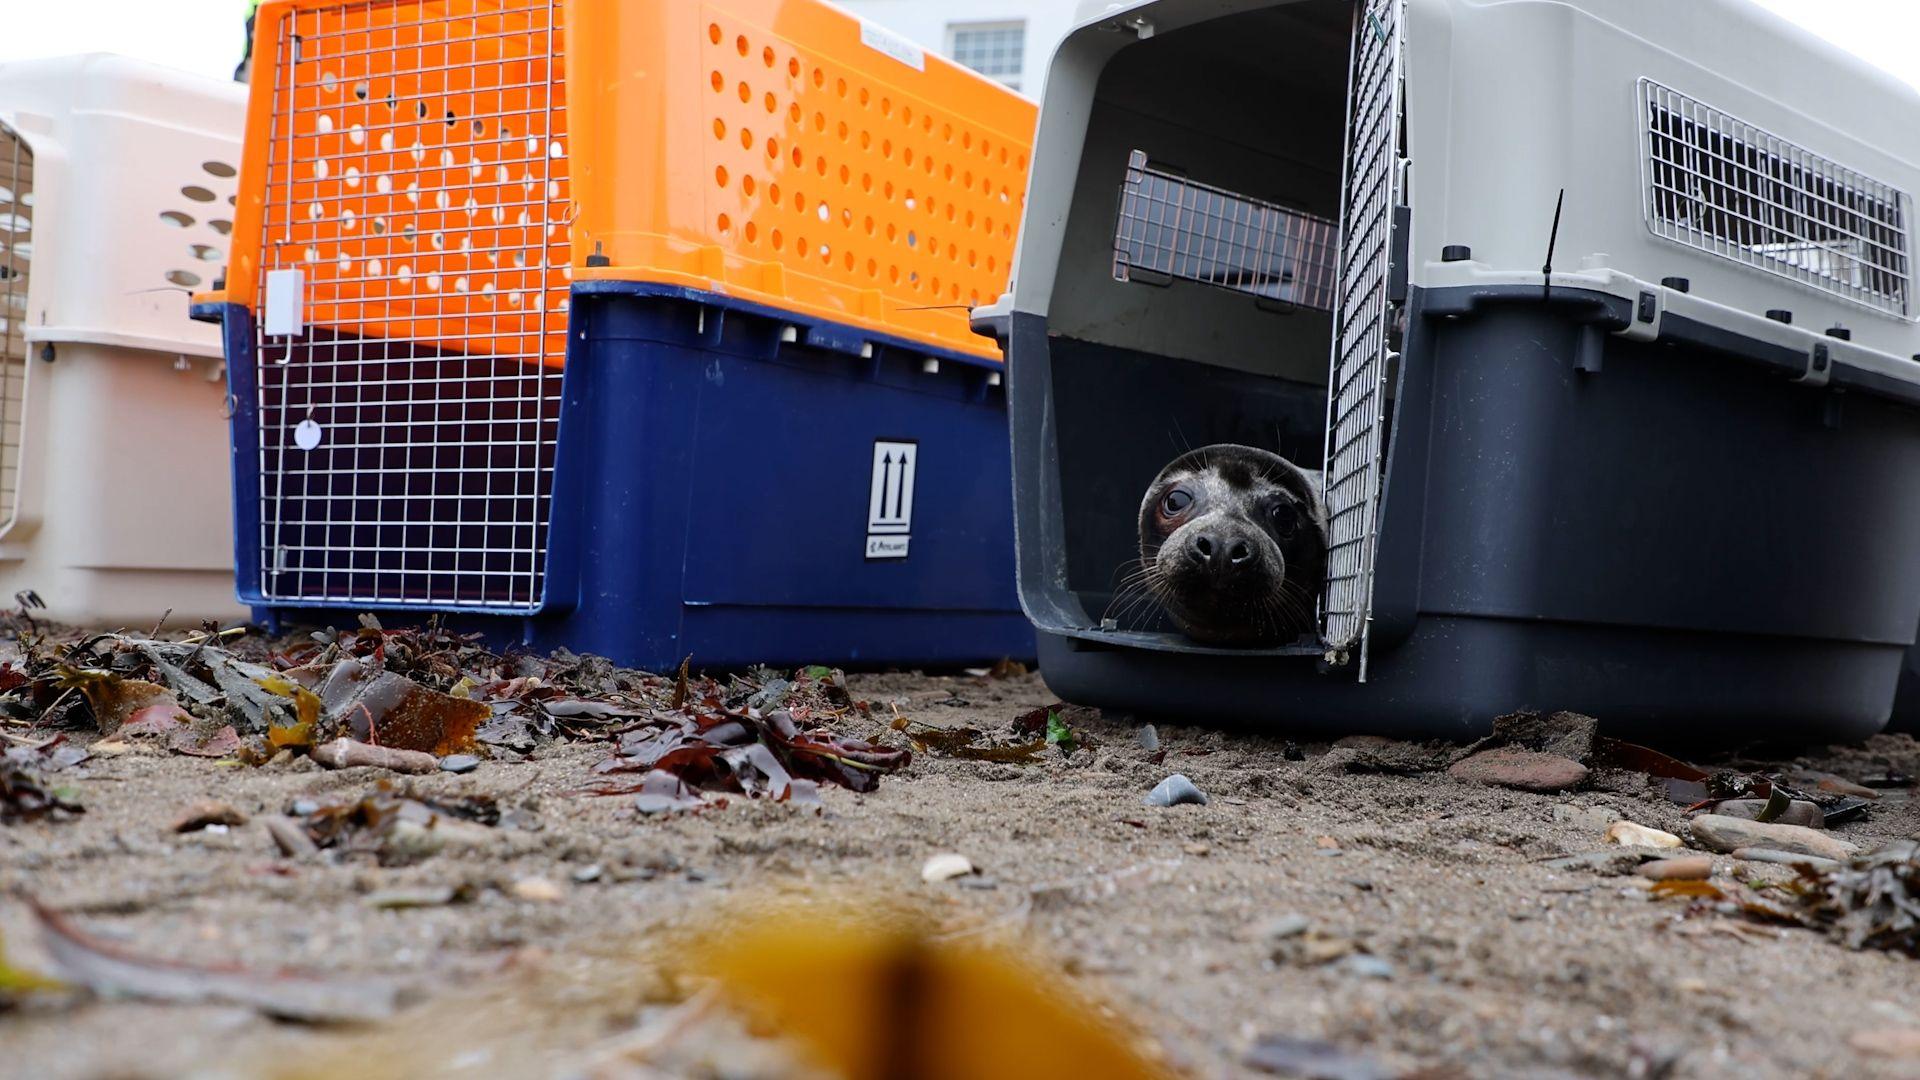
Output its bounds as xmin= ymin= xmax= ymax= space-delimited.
xmin=1137 ymin=444 xmax=1328 ymax=646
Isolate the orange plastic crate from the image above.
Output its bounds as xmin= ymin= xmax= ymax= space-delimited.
xmin=224 ymin=0 xmax=1035 ymax=365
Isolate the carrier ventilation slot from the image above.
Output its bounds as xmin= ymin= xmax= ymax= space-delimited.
xmin=0 ymin=122 xmax=30 ymax=533
xmin=1112 ymin=150 xmax=1338 ymax=310
xmin=251 ymin=0 xmax=570 ymax=611
xmin=1321 ymin=0 xmax=1405 ymax=679
xmin=1642 ymin=80 xmax=1911 ymax=318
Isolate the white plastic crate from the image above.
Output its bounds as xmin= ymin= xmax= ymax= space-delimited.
xmin=0 ymin=54 xmax=247 ymax=625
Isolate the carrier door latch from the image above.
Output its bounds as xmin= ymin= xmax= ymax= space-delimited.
xmin=263 ymin=269 xmax=306 ymax=338
xmin=1386 ymin=204 xmax=1411 ymax=305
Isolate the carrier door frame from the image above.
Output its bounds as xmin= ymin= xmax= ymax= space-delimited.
xmin=1320 ymin=0 xmax=1409 ymax=681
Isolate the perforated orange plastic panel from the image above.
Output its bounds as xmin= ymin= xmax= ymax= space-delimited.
xmin=229 ymin=0 xmax=570 ymax=365
xmin=565 ymin=0 xmax=1035 ymax=360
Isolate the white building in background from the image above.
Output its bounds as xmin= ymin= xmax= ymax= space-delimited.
xmin=836 ymin=0 xmax=1112 ymax=97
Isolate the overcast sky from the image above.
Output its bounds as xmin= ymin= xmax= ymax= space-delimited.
xmin=1 ymin=0 xmax=1915 ymax=95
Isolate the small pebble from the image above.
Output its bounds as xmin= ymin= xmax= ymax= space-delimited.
xmin=170 ymin=800 xmax=247 ymax=834
xmin=1145 ymin=774 xmax=1207 ymax=807
xmin=1690 ymin=815 xmax=1859 ymax=861
xmin=1732 ymin=846 xmax=1843 ymax=873
xmin=1605 ymin=820 xmax=1683 ymax=849
xmin=1711 ymin=798 xmax=1824 ymax=829
xmin=290 ymin=799 xmax=321 ymax=817
xmin=1636 ymin=856 xmax=1713 ymax=881
xmin=1136 ymin=724 xmax=1160 ymax=753
xmin=571 ymin=864 xmax=604 ymax=884
xmin=439 ymin=754 xmax=481 ymax=774
xmin=366 ymin=886 xmax=460 ymax=909
xmin=1337 ymin=954 xmax=1396 ymax=980
xmin=921 ymin=852 xmax=976 ymax=883
xmin=1256 ymin=914 xmax=1312 ymax=942
xmin=957 ymin=875 xmax=999 ymax=891
xmin=511 ymin=876 xmax=563 ymax=902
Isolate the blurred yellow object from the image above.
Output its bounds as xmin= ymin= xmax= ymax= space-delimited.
xmin=703 ymin=912 xmax=1177 ymax=1080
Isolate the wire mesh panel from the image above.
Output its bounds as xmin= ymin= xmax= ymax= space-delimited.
xmin=1320 ymin=0 xmax=1405 ymax=677
xmin=1112 ymin=150 xmax=1339 ymax=310
xmin=0 ymin=122 xmax=30 ymax=532
xmin=251 ymin=0 xmax=570 ymax=610
xmin=1642 ymin=80 xmax=1911 ymax=317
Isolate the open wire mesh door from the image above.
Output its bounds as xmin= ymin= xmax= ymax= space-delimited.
xmin=250 ymin=0 xmax=570 ymax=611
xmin=1321 ymin=0 xmax=1406 ymax=679
xmin=0 ymin=122 xmax=30 ymax=535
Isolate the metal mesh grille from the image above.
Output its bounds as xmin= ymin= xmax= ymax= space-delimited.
xmin=252 ymin=0 xmax=569 ymax=610
xmin=1321 ymin=0 xmax=1404 ymax=669
xmin=0 ymin=122 xmax=30 ymax=532
xmin=1642 ymin=80 xmax=1911 ymax=317
xmin=1113 ymin=150 xmax=1339 ymax=310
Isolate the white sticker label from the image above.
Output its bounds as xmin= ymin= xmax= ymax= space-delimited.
xmin=860 ymin=21 xmax=925 ymax=71
xmin=293 ymin=418 xmax=323 ymax=451
xmin=263 ymin=268 xmax=306 ymax=337
xmin=867 ymin=439 xmax=916 ymax=558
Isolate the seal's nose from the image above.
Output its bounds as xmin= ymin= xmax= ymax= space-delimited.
xmin=1190 ymin=533 xmax=1218 ymax=564
xmin=1227 ymin=538 xmax=1254 ymax=565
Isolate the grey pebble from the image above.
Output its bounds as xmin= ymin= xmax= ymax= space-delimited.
xmin=958 ymin=875 xmax=1000 ymax=891
xmin=1732 ymin=846 xmax=1843 ymax=873
xmin=572 ymin=863 xmax=605 ymax=884
xmin=1337 ymin=954 xmax=1396 ymax=980
xmin=1256 ymin=914 xmax=1311 ymax=942
xmin=439 ymin=754 xmax=482 ymax=774
xmin=289 ymin=798 xmax=321 ymax=817
xmin=1136 ymin=724 xmax=1160 ymax=753
xmin=1145 ymin=774 xmax=1207 ymax=807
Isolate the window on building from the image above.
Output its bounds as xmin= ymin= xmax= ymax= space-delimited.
xmin=947 ymin=21 xmax=1026 ymax=91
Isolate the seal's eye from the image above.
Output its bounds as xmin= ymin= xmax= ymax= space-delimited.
xmin=1160 ymin=489 xmax=1193 ymax=516
xmin=1269 ymin=502 xmax=1299 ymax=539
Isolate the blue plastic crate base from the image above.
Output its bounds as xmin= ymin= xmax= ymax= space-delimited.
xmin=209 ymin=284 xmax=1034 ymax=672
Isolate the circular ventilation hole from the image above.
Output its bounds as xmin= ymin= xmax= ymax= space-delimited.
xmin=381 ymin=131 xmax=395 ymax=151
xmin=549 ymin=141 xmax=565 ymax=159
xmin=307 ymin=202 xmax=324 ymax=221
xmin=736 ymin=34 xmax=749 ymax=56
xmin=711 ymin=71 xmax=725 ymax=92
xmin=320 ymin=70 xmax=339 ymax=93
xmin=367 ymin=258 xmax=383 ymax=277
xmin=191 ymin=244 xmax=222 ymax=262
xmin=349 ymin=124 xmax=366 ymax=146
xmin=737 ymin=82 xmax=751 ymax=104
xmin=708 ymin=23 xmax=722 ymax=44
xmin=353 ymin=81 xmax=370 ymax=101
xmin=744 ymin=222 xmax=758 ymax=242
xmin=182 ymin=185 xmax=217 ymax=203
xmin=741 ymin=175 xmax=756 ymax=196
xmin=716 ymin=166 xmax=730 ymax=188
xmin=397 ymin=264 xmax=412 ymax=285
xmin=717 ymin=213 xmax=732 ymax=235
xmin=304 ymin=247 xmax=319 ymax=263
xmin=312 ymin=159 xmax=329 ymax=180
xmin=816 ymin=201 xmax=829 ymax=222
xmin=201 ymin=162 xmax=236 ymax=182
xmin=789 ymin=58 xmax=801 ymax=78
xmin=426 ymin=273 xmax=442 ymax=291
xmin=763 ymin=46 xmax=776 ymax=68
xmin=343 ymin=209 xmax=358 ymax=232
xmin=159 ymin=211 xmax=194 ymax=228
xmin=372 ymin=218 xmax=387 ymax=236
xmin=166 ymin=269 xmax=202 ymax=288
xmin=713 ymin=118 xmax=727 ymax=140
xmin=344 ymin=166 xmax=362 ymax=189
xmin=764 ymin=92 xmax=776 ymax=114
xmin=375 ymin=175 xmax=392 ymax=195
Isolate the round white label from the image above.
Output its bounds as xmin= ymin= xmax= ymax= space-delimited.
xmin=294 ymin=419 xmax=323 ymax=451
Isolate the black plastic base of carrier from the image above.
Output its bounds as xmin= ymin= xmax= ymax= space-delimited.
xmin=1037 ymin=620 xmax=1900 ymax=743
